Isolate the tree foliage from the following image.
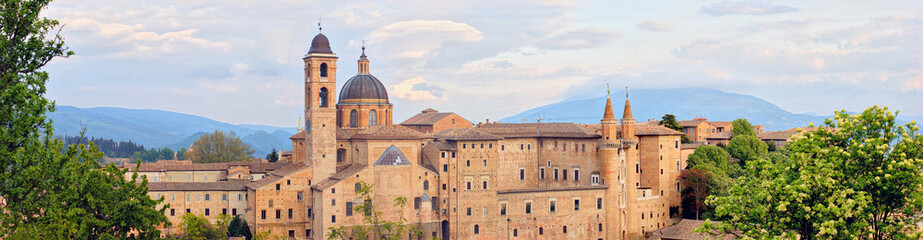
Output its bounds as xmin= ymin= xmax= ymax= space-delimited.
xmin=177 ymin=213 xmax=233 ymax=240
xmin=680 ymin=169 xmax=713 ymax=220
xmin=705 ymin=106 xmax=923 ymax=239
xmin=660 ymin=114 xmax=691 ymax=143
xmin=726 ymin=134 xmax=768 ymax=165
xmin=186 ymin=130 xmax=254 ymax=163
xmin=328 ymin=181 xmax=424 ymax=240
xmin=227 ymin=214 xmax=252 ymax=239
xmin=731 ymin=118 xmax=756 ymax=137
xmin=265 ymin=148 xmax=278 ymax=162
xmin=1 ymin=0 xmax=169 ymax=238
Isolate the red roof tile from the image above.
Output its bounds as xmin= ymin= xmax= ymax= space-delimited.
xmin=635 ymin=125 xmax=684 ymax=136
xmin=476 ymin=123 xmax=599 ymax=139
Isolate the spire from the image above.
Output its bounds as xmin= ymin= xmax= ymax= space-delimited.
xmin=318 ymin=18 xmax=322 ymax=33
xmin=622 ymin=87 xmax=633 ymax=120
xmin=357 ymin=42 xmax=370 ymax=74
xmin=603 ymin=94 xmax=615 ymax=119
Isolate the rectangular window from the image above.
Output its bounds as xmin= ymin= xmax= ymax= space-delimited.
xmin=482 ymin=181 xmax=488 ymax=190
xmin=519 ymin=169 xmax=525 ymax=180
xmin=288 ymin=209 xmax=293 ymax=219
xmin=554 ymin=169 xmax=559 ymax=180
xmin=170 ymin=209 xmax=175 ymax=216
xmin=540 ymin=168 xmax=545 ymax=179
xmin=563 ymin=170 xmax=567 ymax=180
xmin=261 ymin=210 xmax=266 ymax=219
xmin=677 ymin=160 xmax=681 ymax=171
xmin=574 ymin=199 xmax=580 ymax=211
xmin=276 ymin=184 xmax=280 ymax=191
xmin=331 ymin=215 xmax=336 ymax=223
xmin=525 ymin=201 xmax=532 ymax=214
xmin=331 ymin=199 xmax=336 ymax=206
xmin=574 ymin=169 xmax=579 ymax=182
xmin=467 ymin=182 xmax=472 ymax=190
xmin=205 ymin=208 xmax=210 ymax=216
xmin=597 ymin=198 xmax=603 ymax=209
xmin=205 ymin=194 xmax=210 ymax=201
xmin=186 ymin=194 xmax=190 ymax=201
xmin=298 ymin=192 xmax=304 ymax=200
xmin=467 ymin=208 xmax=472 ymax=216
xmin=232 ymin=208 xmax=237 ymax=216
xmin=442 ymin=184 xmax=447 ymax=190
xmin=414 ymin=197 xmax=421 ymax=209
xmin=222 ymin=194 xmax=227 ymax=201
xmin=269 ymin=200 xmax=274 ymax=207
xmin=275 ymin=209 xmax=281 ymax=219
xmin=443 ymin=164 xmax=448 ymax=172
xmin=500 ymin=202 xmax=507 ymax=215
xmin=549 ymin=200 xmax=556 ymax=212
xmin=186 ymin=209 xmax=190 ymax=213
xmin=346 ymin=202 xmax=353 ymax=216
xmin=238 ymin=194 xmax=242 ymax=201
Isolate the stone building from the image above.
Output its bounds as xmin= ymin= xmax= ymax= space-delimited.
xmin=140 ymin=30 xmax=687 ymax=240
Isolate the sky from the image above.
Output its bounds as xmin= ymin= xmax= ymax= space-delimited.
xmin=43 ymin=0 xmax=922 ymax=127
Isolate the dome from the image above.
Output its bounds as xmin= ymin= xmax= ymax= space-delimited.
xmin=338 ymin=74 xmax=389 ymax=104
xmin=308 ymin=33 xmax=333 ymax=54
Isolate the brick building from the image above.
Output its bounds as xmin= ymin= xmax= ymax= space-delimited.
xmin=140 ymin=31 xmax=687 ymax=240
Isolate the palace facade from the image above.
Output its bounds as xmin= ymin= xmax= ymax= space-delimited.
xmin=138 ymin=31 xmax=687 ymax=240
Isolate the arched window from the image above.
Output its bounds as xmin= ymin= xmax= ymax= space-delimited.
xmin=349 ymin=110 xmax=359 ymax=128
xmin=320 ymin=63 xmax=328 ymax=77
xmin=319 ymin=87 xmax=328 ymax=107
xmin=368 ymin=110 xmax=377 ymax=127
xmin=423 ymin=180 xmax=429 ymax=190
xmin=474 ymin=225 xmax=479 ymax=234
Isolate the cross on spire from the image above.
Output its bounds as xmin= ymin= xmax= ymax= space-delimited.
xmin=318 ymin=18 xmax=322 ymax=32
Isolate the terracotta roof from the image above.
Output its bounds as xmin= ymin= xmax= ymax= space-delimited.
xmin=635 ymin=125 xmax=684 ymax=136
xmin=149 ymin=179 xmax=250 ymax=192
xmin=126 ymin=162 xmax=229 ymax=172
xmin=290 ymin=130 xmax=306 ymax=139
xmin=603 ymin=97 xmax=615 ymax=119
xmin=497 ymin=185 xmax=607 ymax=194
xmin=350 ymin=124 xmax=427 ymax=140
xmin=401 ymin=109 xmax=456 ymax=126
xmin=705 ymin=131 xmax=734 ymax=140
xmin=710 ymin=121 xmax=733 ymax=129
xmin=249 ymin=162 xmax=289 ymax=173
xmin=434 ymin=128 xmax=502 ymax=141
xmin=246 ymin=175 xmax=281 ymax=190
xmin=266 ymin=163 xmax=310 ymax=177
xmin=336 ymin=128 xmax=360 ymax=140
xmin=649 ymin=219 xmax=736 ymax=240
xmin=622 ymin=97 xmax=633 ymax=119
xmin=476 ymin=123 xmax=600 ymax=139
xmin=312 ymin=164 xmax=368 ymax=190
xmin=429 ymin=141 xmax=457 ymax=151
xmin=681 ymin=143 xmax=704 ymax=150
xmin=679 ymin=120 xmax=706 ymax=127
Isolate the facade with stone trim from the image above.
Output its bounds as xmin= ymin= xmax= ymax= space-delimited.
xmin=136 ymin=31 xmax=687 ymax=240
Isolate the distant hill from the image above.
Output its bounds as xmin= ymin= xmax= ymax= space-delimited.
xmin=501 ymin=88 xmax=921 ymax=131
xmin=49 ymin=106 xmax=297 ymax=157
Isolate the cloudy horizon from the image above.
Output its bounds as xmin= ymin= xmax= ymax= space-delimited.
xmin=44 ymin=0 xmax=922 ymax=127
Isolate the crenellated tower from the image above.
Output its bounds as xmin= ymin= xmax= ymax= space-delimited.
xmin=304 ymin=29 xmax=338 ymax=180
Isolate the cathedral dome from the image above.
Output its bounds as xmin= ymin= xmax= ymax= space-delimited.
xmin=338 ymin=74 xmax=389 ymax=104
xmin=308 ymin=33 xmax=333 ymax=54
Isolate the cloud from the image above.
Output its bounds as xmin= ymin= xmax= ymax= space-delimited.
xmin=367 ymin=20 xmax=483 ymax=59
xmin=534 ymin=27 xmax=618 ymax=50
xmin=698 ymin=1 xmax=799 ymax=16
xmin=901 ymin=72 xmax=923 ymax=92
xmin=391 ymin=77 xmax=447 ymax=101
xmin=637 ymin=20 xmax=674 ymax=32
xmin=326 ymin=3 xmax=387 ymax=26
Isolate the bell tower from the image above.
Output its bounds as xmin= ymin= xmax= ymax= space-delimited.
xmin=304 ymin=27 xmax=338 ymax=180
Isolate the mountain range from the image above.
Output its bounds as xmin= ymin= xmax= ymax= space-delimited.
xmin=49 ymin=88 xmax=920 ymax=158
xmin=501 ymin=88 xmax=921 ymax=132
xmin=49 ymin=106 xmax=297 ymax=158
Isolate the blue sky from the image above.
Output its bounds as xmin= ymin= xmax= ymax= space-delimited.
xmin=43 ymin=0 xmax=922 ymax=126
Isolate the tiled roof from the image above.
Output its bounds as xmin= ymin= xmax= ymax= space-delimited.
xmin=649 ymin=219 xmax=736 ymax=240
xmin=635 ymin=125 xmax=684 ymax=136
xmin=433 ymin=128 xmax=502 ymax=141
xmin=681 ymin=143 xmax=704 ymax=150
xmin=249 ymin=162 xmax=289 ymax=173
xmin=126 ymin=162 xmax=229 ymax=172
xmin=337 ymin=128 xmax=360 ymax=140
xmin=266 ymin=163 xmax=310 ymax=177
xmin=290 ymin=130 xmax=306 ymax=139
xmin=401 ymin=110 xmax=455 ymax=126
xmin=429 ymin=141 xmax=457 ymax=151
xmin=149 ymin=179 xmax=250 ymax=191
xmin=312 ymin=164 xmax=368 ymax=190
xmin=710 ymin=121 xmax=733 ymax=129
xmin=475 ymin=123 xmax=600 ymax=139
xmin=497 ymin=185 xmax=607 ymax=194
xmin=374 ymin=145 xmax=411 ymax=166
xmin=246 ymin=175 xmax=281 ymax=190
xmin=679 ymin=120 xmax=706 ymax=127
xmin=350 ymin=125 xmax=427 ymax=140
xmin=705 ymin=131 xmax=734 ymax=140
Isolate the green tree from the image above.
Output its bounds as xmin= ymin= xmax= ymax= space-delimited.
xmin=159 ymin=147 xmax=174 ymax=160
xmin=705 ymin=106 xmax=923 ymax=239
xmin=1 ymin=0 xmax=168 ymax=238
xmin=177 ymin=147 xmax=187 ymax=160
xmin=186 ymin=130 xmax=254 ymax=163
xmin=680 ymin=169 xmax=714 ymax=220
xmin=328 ymin=181 xmax=424 ymax=240
xmin=660 ymin=114 xmax=691 ymax=143
xmin=726 ymin=134 xmax=767 ymax=165
xmin=228 ymin=214 xmax=252 ymax=239
xmin=178 ymin=213 xmax=232 ymax=240
xmin=266 ymin=148 xmax=279 ymax=162
xmin=731 ymin=118 xmax=756 ymax=136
